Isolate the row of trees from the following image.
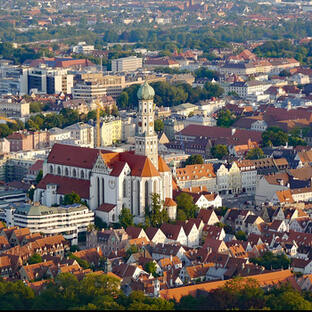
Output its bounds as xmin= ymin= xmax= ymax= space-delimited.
xmin=117 ymin=81 xmax=224 ymax=109
xmin=262 ymin=126 xmax=307 ymax=147
xmin=0 ymin=273 xmax=173 ymax=310
xmin=176 ymin=277 xmax=312 ymax=310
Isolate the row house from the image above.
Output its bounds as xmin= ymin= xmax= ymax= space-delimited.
xmin=255 ymin=165 xmax=312 ymax=205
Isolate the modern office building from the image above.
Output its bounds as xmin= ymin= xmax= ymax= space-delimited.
xmin=111 ymin=56 xmax=142 ymax=72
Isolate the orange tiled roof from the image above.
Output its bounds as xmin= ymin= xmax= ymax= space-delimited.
xmin=276 ymin=189 xmax=294 ymax=204
xmin=164 ymin=198 xmax=177 ymax=207
xmin=158 ymin=156 xmax=171 ymax=172
xmin=160 ymin=270 xmax=294 ymax=302
xmin=176 ymin=164 xmax=216 ymax=182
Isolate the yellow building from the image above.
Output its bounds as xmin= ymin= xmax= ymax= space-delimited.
xmin=99 ymin=117 xmax=122 ymax=146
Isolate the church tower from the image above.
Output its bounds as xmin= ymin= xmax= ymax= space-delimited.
xmin=135 ymin=81 xmax=158 ymax=170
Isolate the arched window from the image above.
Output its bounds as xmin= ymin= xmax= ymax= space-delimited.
xmin=112 ymin=214 xmax=115 ymax=222
xmin=81 ymin=170 xmax=84 ymax=179
xmin=137 ymin=180 xmax=140 ymax=215
xmin=65 ymin=167 xmax=69 ymax=176
xmin=123 ymin=179 xmax=127 ymax=198
xmin=97 ymin=177 xmax=100 ymax=207
xmin=50 ymin=165 xmax=53 ymax=174
xmin=145 ymin=180 xmax=149 ymax=209
xmin=57 ymin=166 xmax=61 ymax=175
xmin=102 ymin=178 xmax=105 ymax=204
xmin=73 ymin=169 xmax=76 ymax=177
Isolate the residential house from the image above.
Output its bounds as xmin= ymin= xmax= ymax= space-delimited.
xmin=160 ymin=224 xmax=188 ymax=246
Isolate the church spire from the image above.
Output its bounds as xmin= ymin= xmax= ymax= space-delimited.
xmin=135 ymin=81 xmax=158 ymax=169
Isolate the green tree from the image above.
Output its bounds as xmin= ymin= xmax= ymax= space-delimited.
xmin=204 ymin=81 xmax=224 ymax=99
xmin=68 ymin=253 xmax=90 ymax=269
xmin=211 ymin=144 xmax=228 ymax=160
xmin=28 ymin=253 xmax=42 ymax=264
xmin=119 ymin=207 xmax=134 ymax=229
xmin=262 ymin=127 xmax=288 ymax=147
xmin=154 ymin=119 xmax=164 ymax=133
xmin=63 ymin=192 xmax=81 ymax=205
xmin=235 ymin=230 xmax=247 ymax=241
xmin=184 ymin=154 xmax=204 ymax=166
xmin=246 ymin=147 xmax=265 ymax=160
xmin=144 ymin=261 xmax=157 ymax=277
xmin=116 ymin=91 xmax=129 ymax=109
xmin=94 ymin=216 xmax=107 ymax=230
xmin=289 ymin=135 xmax=307 ymax=147
xmin=35 ymin=170 xmax=43 ymax=184
xmin=216 ymin=109 xmax=236 ymax=127
xmin=250 ymin=251 xmax=290 ymax=270
xmin=147 ymin=193 xmax=169 ymax=227
xmin=175 ymin=192 xmax=198 ymax=220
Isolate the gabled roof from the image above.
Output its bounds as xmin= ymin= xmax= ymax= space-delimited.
xmin=47 ymin=143 xmax=99 ymax=169
xmin=158 ymin=156 xmax=171 ymax=172
xmin=160 ymin=223 xmax=184 ymax=240
xmin=96 ymin=203 xmax=116 ymax=213
xmin=126 ymin=226 xmax=145 ymax=239
xmin=197 ymin=208 xmax=216 ymax=224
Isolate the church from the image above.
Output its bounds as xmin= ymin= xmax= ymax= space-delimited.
xmin=34 ymin=82 xmax=176 ymax=223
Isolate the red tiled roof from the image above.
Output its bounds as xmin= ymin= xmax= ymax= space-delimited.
xmin=37 ymin=174 xmax=90 ymax=199
xmin=178 ymin=125 xmax=262 ymax=145
xmin=96 ymin=203 xmax=116 ymax=213
xmin=47 ymin=143 xmax=99 ymax=169
xmin=164 ymin=198 xmax=177 ymax=207
xmin=29 ymin=160 xmax=44 ymax=172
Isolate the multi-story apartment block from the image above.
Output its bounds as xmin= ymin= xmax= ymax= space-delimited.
xmin=64 ymin=122 xmax=94 ymax=148
xmin=111 ymin=56 xmax=142 ymax=72
xmin=0 ymin=97 xmax=30 ymax=117
xmin=0 ymin=65 xmax=28 ymax=95
xmin=72 ymin=75 xmax=126 ymax=99
xmin=98 ymin=117 xmax=122 ymax=146
xmin=27 ymin=67 xmax=74 ymax=95
xmin=11 ymin=203 xmax=94 ymax=245
xmin=175 ymin=164 xmax=217 ymax=193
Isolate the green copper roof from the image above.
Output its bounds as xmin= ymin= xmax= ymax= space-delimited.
xmin=137 ymin=81 xmax=155 ymax=100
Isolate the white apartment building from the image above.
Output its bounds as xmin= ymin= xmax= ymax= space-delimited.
xmin=64 ymin=122 xmax=94 ymax=148
xmin=111 ymin=56 xmax=143 ymax=73
xmin=48 ymin=127 xmax=72 ymax=146
xmin=12 ymin=203 xmax=94 ymax=245
xmin=225 ymin=81 xmax=272 ymax=98
xmin=0 ymin=65 xmax=28 ymax=95
xmin=0 ymin=97 xmax=30 ymax=117
xmin=72 ymin=42 xmax=94 ymax=54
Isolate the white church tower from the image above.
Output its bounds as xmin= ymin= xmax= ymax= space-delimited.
xmin=135 ymin=81 xmax=159 ymax=170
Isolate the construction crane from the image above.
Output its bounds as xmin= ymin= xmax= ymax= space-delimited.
xmin=0 ymin=116 xmax=17 ymax=124
xmin=95 ymin=99 xmax=104 ymax=148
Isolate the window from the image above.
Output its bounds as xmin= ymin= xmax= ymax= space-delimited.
xmin=57 ymin=166 xmax=61 ymax=175
xmin=73 ymin=169 xmax=76 ymax=177
xmin=65 ymin=167 xmax=69 ymax=176
xmin=145 ymin=180 xmax=149 ymax=209
xmin=81 ymin=170 xmax=84 ymax=179
xmin=123 ymin=179 xmax=127 ymax=198
xmin=50 ymin=165 xmax=53 ymax=174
